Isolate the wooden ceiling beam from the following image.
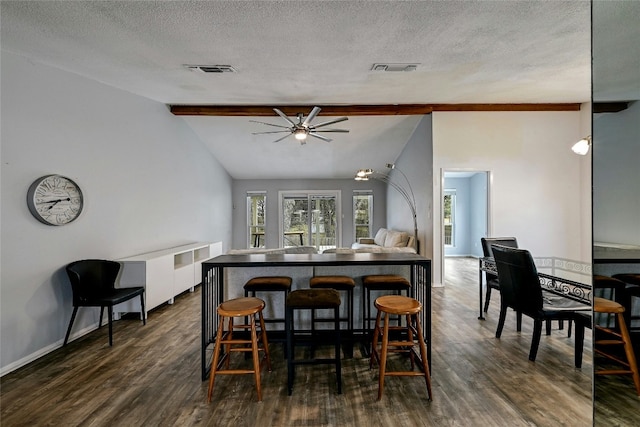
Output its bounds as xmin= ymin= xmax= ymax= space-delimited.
xmin=169 ymin=103 xmax=581 ymax=116
xmin=593 ymin=102 xmax=629 ymax=113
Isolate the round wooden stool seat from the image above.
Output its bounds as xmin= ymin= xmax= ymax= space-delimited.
xmin=310 ymin=276 xmax=355 ymax=291
xmin=375 ymin=295 xmax=421 ymax=315
xmin=364 ymin=275 xmax=411 ymax=290
xmin=218 ymin=297 xmax=265 ymax=317
xmin=594 ymin=296 xmax=624 ymax=314
xmin=244 ymin=276 xmax=292 ymax=291
xmin=287 ymin=289 xmax=341 ymax=309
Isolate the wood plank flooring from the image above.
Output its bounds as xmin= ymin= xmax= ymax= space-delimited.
xmin=0 ymin=257 xmax=630 ymax=426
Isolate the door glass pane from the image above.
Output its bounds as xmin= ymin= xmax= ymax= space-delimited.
xmin=443 ymin=191 xmax=455 ymax=246
xmin=311 ymin=195 xmax=337 ymax=252
xmin=247 ymin=193 xmax=266 ymax=248
xmin=354 ymin=192 xmax=373 ymax=240
xmin=282 ymin=195 xmax=308 ymax=247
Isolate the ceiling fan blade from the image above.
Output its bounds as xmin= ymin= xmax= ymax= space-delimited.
xmin=309 ymin=116 xmax=349 ymax=129
xmin=313 ymin=129 xmax=350 ymax=133
xmin=273 ymin=108 xmax=297 ymax=127
xmin=308 ymin=133 xmax=332 ymax=142
xmin=273 ymin=133 xmax=293 ymax=143
xmin=252 ymin=130 xmax=291 ymax=135
xmin=249 ymin=120 xmax=291 ymax=129
xmin=302 ymin=106 xmax=321 ymax=127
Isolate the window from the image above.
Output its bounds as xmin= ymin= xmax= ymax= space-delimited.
xmin=443 ymin=190 xmax=456 ymax=246
xmin=247 ymin=192 xmax=266 ymax=248
xmin=279 ymin=191 xmax=341 ymax=252
xmin=353 ymin=191 xmax=373 ymax=241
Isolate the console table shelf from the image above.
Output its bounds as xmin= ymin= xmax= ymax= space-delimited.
xmin=117 ymin=242 xmax=222 ymax=317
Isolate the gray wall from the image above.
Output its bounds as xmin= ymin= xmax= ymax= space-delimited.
xmin=593 ymin=101 xmax=640 ymax=246
xmin=0 ymin=52 xmax=233 ymax=374
xmin=387 ymin=115 xmax=433 ymax=257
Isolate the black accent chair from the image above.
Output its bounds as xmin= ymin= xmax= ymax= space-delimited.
xmin=480 ymin=237 xmax=518 ymax=313
xmin=64 ymin=259 xmax=145 ymax=346
xmin=492 ymin=245 xmax=589 ymax=362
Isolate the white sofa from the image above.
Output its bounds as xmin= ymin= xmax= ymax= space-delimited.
xmin=351 ymin=228 xmax=416 ymax=252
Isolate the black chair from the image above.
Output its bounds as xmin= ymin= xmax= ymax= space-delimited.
xmin=64 ymin=259 xmax=145 ymax=346
xmin=492 ymin=245 xmax=589 ymax=362
xmin=480 ymin=237 xmax=518 ymax=313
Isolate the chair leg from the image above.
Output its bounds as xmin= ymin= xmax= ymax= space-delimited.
xmin=107 ymin=306 xmax=113 ymax=346
xmin=140 ymin=293 xmax=146 ymax=325
xmin=529 ymin=319 xmax=543 ymax=361
xmin=64 ymin=307 xmax=79 ymax=346
xmin=496 ymin=304 xmax=507 ymax=338
xmin=413 ymin=313 xmax=433 ymax=401
xmin=98 ymin=306 xmax=105 ymax=329
xmin=574 ymin=318 xmax=585 ymax=368
xmin=516 ymin=311 xmax=522 ymax=332
xmin=484 ymin=287 xmax=492 ymax=312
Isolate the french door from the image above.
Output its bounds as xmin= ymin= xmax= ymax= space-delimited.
xmin=279 ymin=191 xmax=341 ymax=252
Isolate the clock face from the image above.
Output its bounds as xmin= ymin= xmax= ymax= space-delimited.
xmin=27 ymin=175 xmax=83 ymax=226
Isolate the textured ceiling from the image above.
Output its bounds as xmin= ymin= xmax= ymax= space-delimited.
xmin=2 ymin=1 xmax=633 ymax=179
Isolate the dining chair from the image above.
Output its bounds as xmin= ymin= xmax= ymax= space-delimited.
xmin=64 ymin=259 xmax=145 ymax=346
xmin=480 ymin=237 xmax=518 ymax=314
xmin=492 ymin=245 xmax=590 ymax=362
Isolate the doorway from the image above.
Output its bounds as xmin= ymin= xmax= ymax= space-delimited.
xmin=441 ymin=170 xmax=490 ymax=282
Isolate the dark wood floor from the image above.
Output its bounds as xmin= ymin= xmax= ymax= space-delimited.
xmin=1 ymin=257 xmax=633 ymax=426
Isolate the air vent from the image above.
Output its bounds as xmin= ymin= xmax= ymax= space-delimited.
xmin=371 ymin=63 xmax=419 ymax=72
xmin=184 ymin=65 xmax=237 ymax=73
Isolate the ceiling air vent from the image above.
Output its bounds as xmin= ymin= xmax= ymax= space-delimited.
xmin=184 ymin=65 xmax=237 ymax=73
xmin=371 ymin=63 xmax=419 ymax=72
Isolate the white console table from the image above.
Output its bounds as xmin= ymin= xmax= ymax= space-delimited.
xmin=116 ymin=242 xmax=223 ymax=318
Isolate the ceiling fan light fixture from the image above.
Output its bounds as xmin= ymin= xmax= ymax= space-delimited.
xmin=294 ymin=129 xmax=308 ymax=140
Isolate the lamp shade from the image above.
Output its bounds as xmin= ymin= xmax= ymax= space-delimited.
xmin=572 ymin=136 xmax=591 ymax=155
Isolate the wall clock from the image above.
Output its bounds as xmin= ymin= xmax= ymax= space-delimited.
xmin=27 ymin=174 xmax=84 ymax=226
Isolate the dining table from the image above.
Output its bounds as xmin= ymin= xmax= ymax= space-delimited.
xmin=200 ymin=252 xmax=431 ymax=380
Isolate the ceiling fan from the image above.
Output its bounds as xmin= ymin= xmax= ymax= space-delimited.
xmin=250 ymin=107 xmax=349 ymax=145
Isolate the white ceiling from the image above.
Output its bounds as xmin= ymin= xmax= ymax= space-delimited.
xmin=1 ymin=1 xmax=635 ymax=179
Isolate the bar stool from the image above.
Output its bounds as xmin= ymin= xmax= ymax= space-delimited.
xmin=612 ymin=273 xmax=640 ymax=331
xmin=310 ymin=275 xmax=356 ymax=357
xmin=286 ymin=288 xmax=342 ymax=395
xmin=369 ymin=295 xmax=432 ymax=401
xmin=244 ymin=276 xmax=292 ymax=347
xmin=593 ymin=296 xmax=640 ymax=396
xmin=362 ymin=275 xmax=411 ymax=348
xmin=207 ymin=297 xmax=272 ymax=402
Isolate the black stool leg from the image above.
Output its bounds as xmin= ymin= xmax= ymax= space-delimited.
xmin=335 ymin=305 xmax=342 ymax=394
xmin=286 ymin=306 xmax=294 ymax=395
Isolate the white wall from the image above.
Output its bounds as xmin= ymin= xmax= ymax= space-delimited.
xmin=593 ymin=101 xmax=640 ymax=245
xmin=432 ymin=111 xmax=590 ymax=286
xmin=0 ymin=52 xmax=233 ymax=374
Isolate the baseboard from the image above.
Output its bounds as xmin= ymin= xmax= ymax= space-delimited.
xmin=0 ymin=322 xmax=98 ymax=377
